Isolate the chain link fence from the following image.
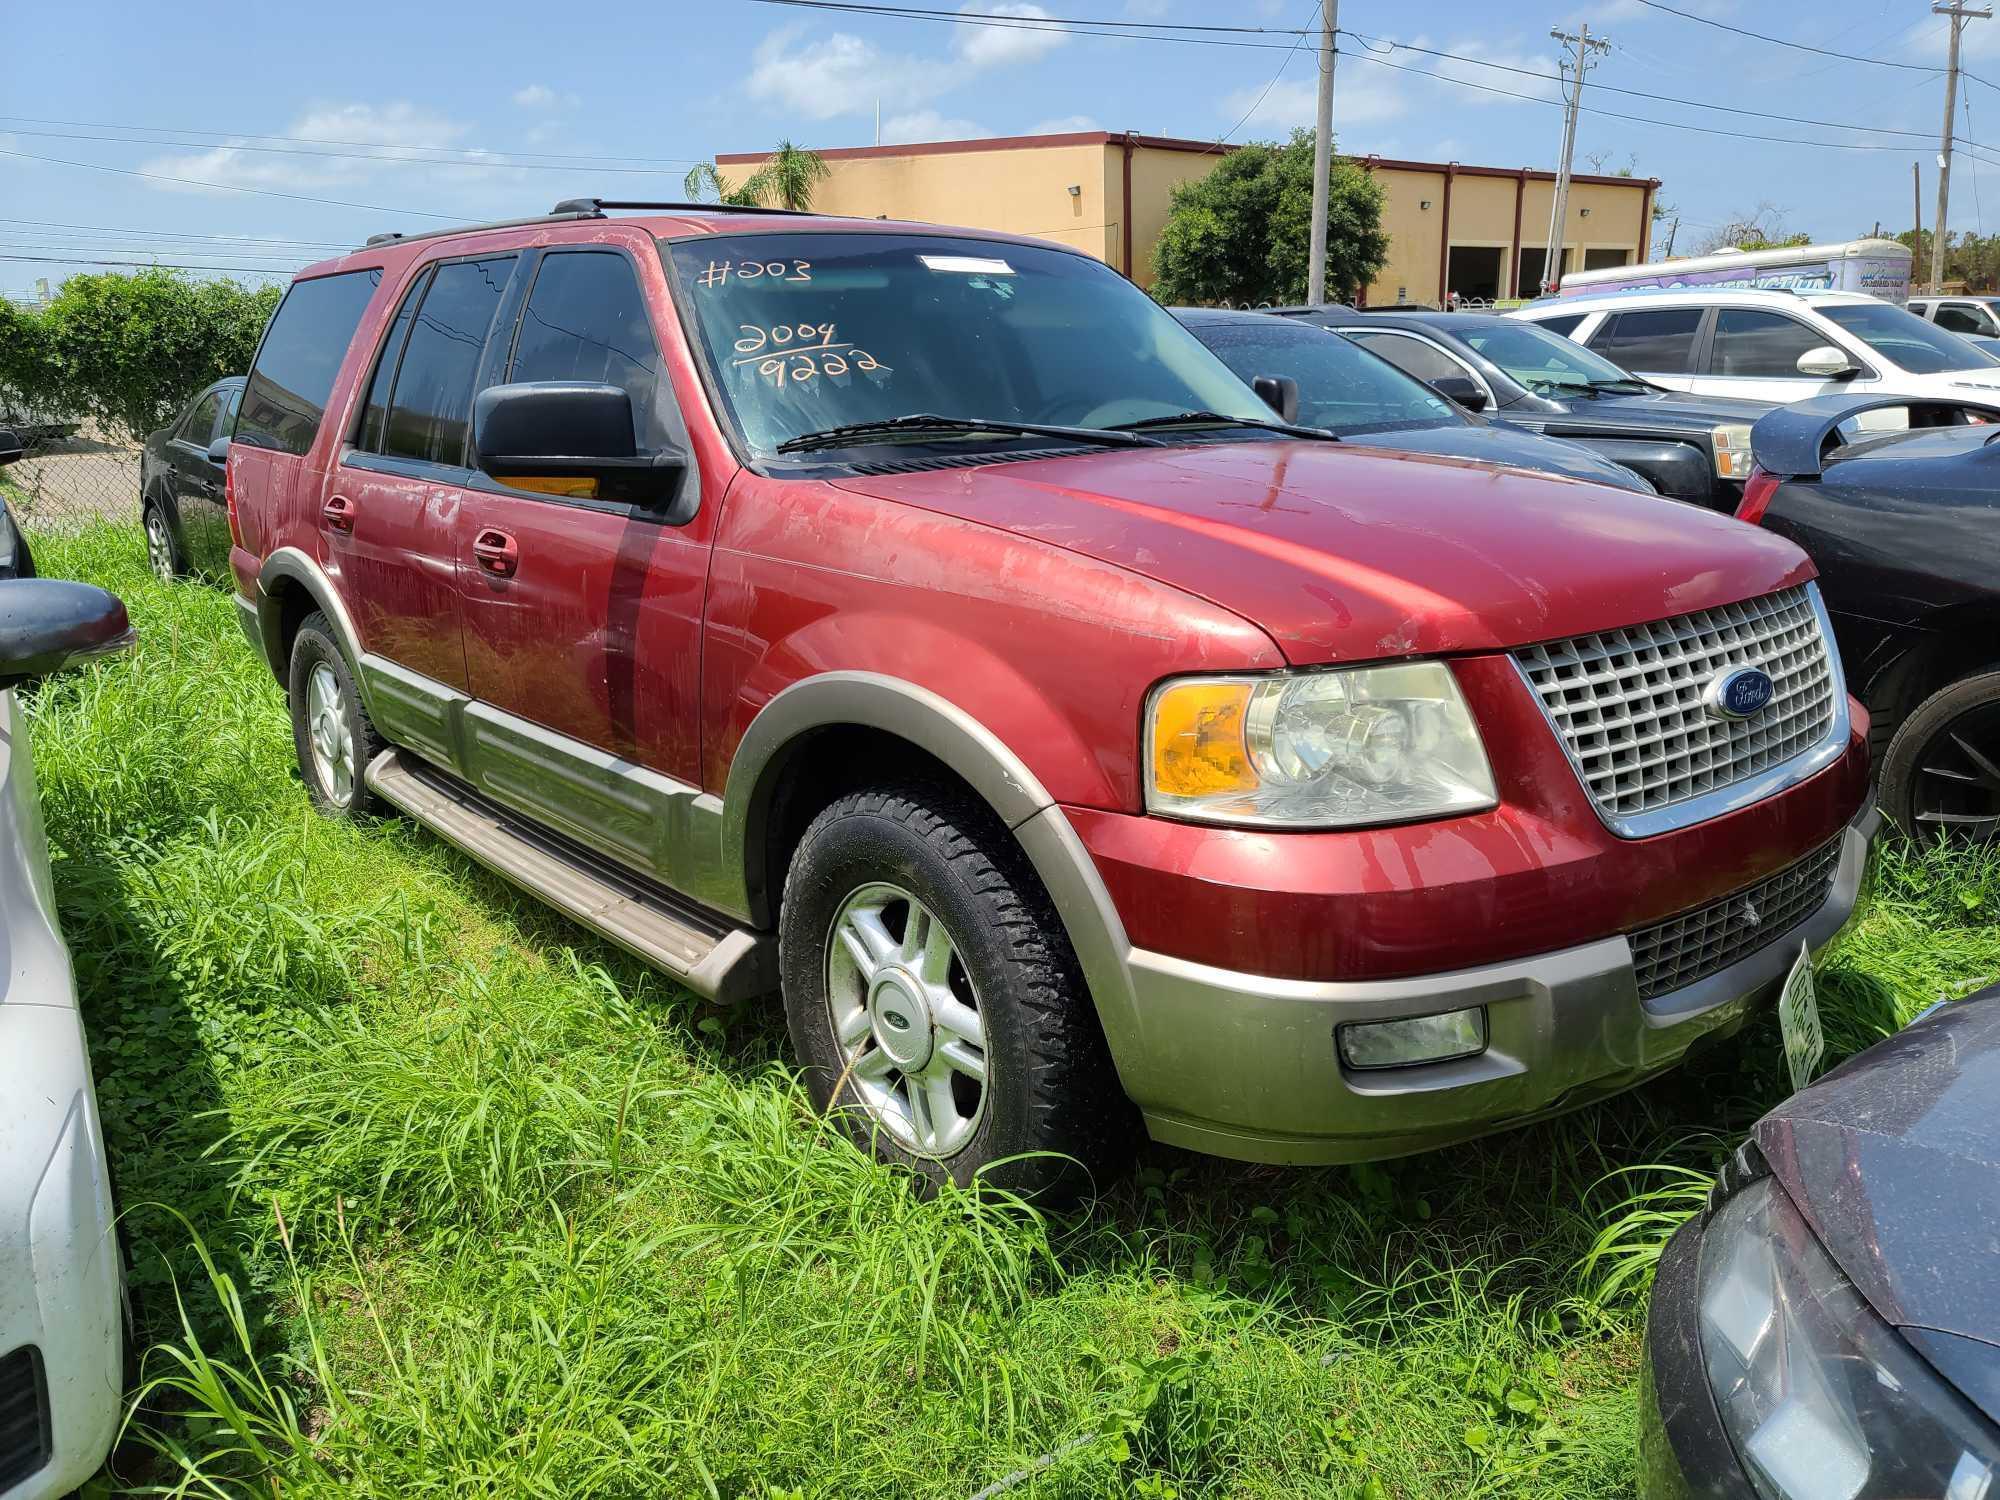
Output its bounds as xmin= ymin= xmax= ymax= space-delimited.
xmin=1 ymin=413 xmax=142 ymax=538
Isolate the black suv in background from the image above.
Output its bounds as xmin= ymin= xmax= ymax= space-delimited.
xmin=1276 ymin=307 xmax=1775 ymax=512
xmin=139 ymin=376 xmax=243 ymax=582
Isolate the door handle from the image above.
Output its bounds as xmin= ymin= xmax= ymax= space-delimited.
xmin=322 ymin=494 xmax=356 ymax=533
xmin=473 ymin=528 xmax=519 ymax=578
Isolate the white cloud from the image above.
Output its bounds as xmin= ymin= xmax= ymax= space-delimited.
xmin=138 ymin=102 xmax=476 ymax=194
xmin=1030 ymin=113 xmax=1102 ymax=133
xmin=1122 ymin=0 xmax=1170 ymax=15
xmin=1221 ymin=67 xmax=1407 ymax=135
xmin=952 ymin=3 xmax=1069 ymax=69
xmin=747 ymin=26 xmax=948 ymax=121
xmin=512 ymin=83 xmax=558 ymax=109
xmin=1417 ymin=38 xmax=1564 ymax=107
xmin=880 ymin=110 xmax=993 ymax=144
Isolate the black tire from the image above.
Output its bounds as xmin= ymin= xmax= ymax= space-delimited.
xmin=779 ymin=783 xmax=1133 ymax=1203
xmin=142 ymin=500 xmax=183 ymax=583
xmin=1879 ymin=669 xmax=2000 ymax=841
xmin=287 ymin=611 xmax=390 ymax=819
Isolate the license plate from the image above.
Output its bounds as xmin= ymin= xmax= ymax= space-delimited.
xmin=1778 ymin=941 xmax=1823 ymax=1093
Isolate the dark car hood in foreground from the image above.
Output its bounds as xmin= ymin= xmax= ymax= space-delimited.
xmin=1526 ymin=388 xmax=1775 ymax=434
xmin=1346 ymin=423 xmax=1650 ymax=492
xmin=1755 ymin=989 xmax=2000 ymax=1351
xmin=834 ymin=440 xmax=1814 ymax=664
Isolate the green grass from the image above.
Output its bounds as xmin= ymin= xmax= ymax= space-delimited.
xmin=21 ymin=520 xmax=2000 ymax=1499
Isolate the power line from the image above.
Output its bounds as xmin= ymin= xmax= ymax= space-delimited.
xmin=739 ymin=0 xmax=1304 ymax=48
xmin=0 ymin=217 xmax=351 ymax=250
xmin=0 ymin=145 xmax=459 ymax=219
xmin=1217 ymin=1 xmax=1319 ymax=148
xmin=0 ymin=252 xmax=298 ymax=274
xmin=1625 ymin=0 xmax=1945 ymax=73
xmin=0 ymin=126 xmax=695 ymax=177
xmin=1343 ymin=29 xmax=1949 ymax=143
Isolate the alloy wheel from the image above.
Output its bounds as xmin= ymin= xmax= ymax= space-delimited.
xmin=144 ymin=511 xmax=175 ymax=582
xmin=823 ymin=881 xmax=989 ymax=1158
xmin=306 ymin=662 xmax=356 ymax=808
xmin=1912 ymin=699 xmax=2000 ymax=840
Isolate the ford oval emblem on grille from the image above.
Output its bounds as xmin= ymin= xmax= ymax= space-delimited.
xmin=1705 ymin=665 xmax=1775 ymax=720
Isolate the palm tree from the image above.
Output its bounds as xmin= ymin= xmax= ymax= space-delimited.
xmin=681 ymin=161 xmax=759 ymax=206
xmin=685 ymin=141 xmax=833 ymax=212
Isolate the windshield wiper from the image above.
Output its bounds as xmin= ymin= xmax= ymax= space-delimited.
xmin=773 ymin=413 xmax=1159 ymax=455
xmin=1105 ymin=410 xmax=1339 ymax=440
xmin=1526 ymin=377 xmax=1597 ymax=398
xmin=1585 ymin=377 xmax=1661 ymax=394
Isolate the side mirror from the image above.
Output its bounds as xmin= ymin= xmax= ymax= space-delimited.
xmin=473 ymin=382 xmax=686 ymax=513
xmin=1797 ymin=346 xmax=1860 ymax=380
xmin=0 ymin=429 xmax=21 ymax=468
xmin=1429 ymin=374 xmax=1489 ymax=412
xmin=0 ymin=579 xmax=134 ymax=690
xmin=1250 ymin=375 xmax=1300 ymax=425
xmin=206 ymin=436 xmax=230 ymax=467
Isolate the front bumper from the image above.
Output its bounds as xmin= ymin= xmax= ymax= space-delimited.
xmin=0 ymin=1003 xmax=123 ymax=1500
xmin=1115 ymin=802 xmax=1876 ymax=1165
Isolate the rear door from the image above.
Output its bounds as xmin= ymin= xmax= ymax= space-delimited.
xmin=329 ymin=252 xmax=519 ymax=767
xmin=1582 ymin=306 xmax=1706 ymax=391
xmin=453 ymin=245 xmax=712 ymax=868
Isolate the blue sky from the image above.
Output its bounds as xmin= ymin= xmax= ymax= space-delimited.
xmin=6 ymin=0 xmax=1997 ymax=296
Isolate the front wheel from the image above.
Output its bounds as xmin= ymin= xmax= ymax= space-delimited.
xmin=1879 ymin=669 xmax=2000 ymax=841
xmin=779 ymin=785 xmax=1133 ymax=1203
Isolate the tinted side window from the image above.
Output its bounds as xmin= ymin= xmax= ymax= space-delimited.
xmin=180 ymin=390 xmax=221 ymax=443
xmin=239 ymin=269 xmax=383 ymax=456
xmin=1588 ymin=308 xmax=1702 ymax=373
xmin=507 ymin=252 xmax=664 ymax=445
xmin=383 ymin=256 xmax=515 ymax=466
xmin=1534 ymin=313 xmax=1585 ymax=338
xmin=1935 ymin=303 xmax=1993 ymax=335
xmin=1709 ymin=310 xmax=1826 ymax=377
xmin=356 ymin=268 xmax=429 ymax=455
xmin=1348 ymin=331 xmax=1464 ymax=385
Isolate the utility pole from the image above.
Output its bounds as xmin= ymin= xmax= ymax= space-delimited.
xmin=1915 ymin=159 xmax=1924 ymax=258
xmin=1663 ymin=216 xmax=1679 ymax=258
xmin=1542 ymin=23 xmax=1611 ymax=294
xmin=1933 ymin=2 xmax=1992 ymax=292
xmin=1307 ymin=0 xmax=1339 ymax=304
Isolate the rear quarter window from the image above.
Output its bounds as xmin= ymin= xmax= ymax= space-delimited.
xmin=238 ymin=268 xmax=384 ymax=456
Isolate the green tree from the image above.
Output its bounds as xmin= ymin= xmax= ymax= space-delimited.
xmin=683 ymin=140 xmax=831 ymax=211
xmin=1149 ymin=129 xmax=1388 ymax=306
xmin=31 ymin=270 xmax=280 ymax=440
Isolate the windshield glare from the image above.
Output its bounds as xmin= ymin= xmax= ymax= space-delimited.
xmin=1457 ymin=321 xmax=1636 ymax=388
xmin=664 ymin=233 xmax=1273 ymax=454
xmin=1819 ymin=301 xmax=2000 ymax=374
xmin=1190 ymin=320 xmax=1461 ymax=436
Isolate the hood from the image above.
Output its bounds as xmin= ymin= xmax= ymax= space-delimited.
xmin=1349 ymin=423 xmax=1651 ymax=493
xmin=1577 ymin=389 xmax=1776 ymax=426
xmin=1755 ymin=988 xmax=2000 ymax=1349
xmin=833 ymin=440 xmax=1813 ymax=664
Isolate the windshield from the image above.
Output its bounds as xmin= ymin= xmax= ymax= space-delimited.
xmin=1455 ymin=320 xmax=1638 ymax=389
xmin=1188 ymin=319 xmax=1462 ymax=436
xmin=1819 ymin=301 xmax=2000 ymax=374
xmin=664 ymin=232 xmax=1273 ymax=455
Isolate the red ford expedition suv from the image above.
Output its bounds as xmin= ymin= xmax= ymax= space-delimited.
xmin=222 ymin=199 xmax=1875 ymax=1197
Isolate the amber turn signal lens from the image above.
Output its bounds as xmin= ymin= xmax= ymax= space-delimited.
xmin=1150 ymin=680 xmax=1258 ymax=798
xmin=505 ymin=475 xmax=600 ymax=499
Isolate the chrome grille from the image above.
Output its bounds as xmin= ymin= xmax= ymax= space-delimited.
xmin=1514 ymin=586 xmax=1836 ymax=823
xmin=1630 ymin=838 xmax=1842 ymax=1001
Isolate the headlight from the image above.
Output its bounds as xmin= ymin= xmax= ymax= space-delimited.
xmin=1713 ymin=423 xmax=1755 ymax=480
xmin=1698 ymin=1177 xmax=2000 ymax=1500
xmin=1145 ymin=663 xmax=1497 ymax=828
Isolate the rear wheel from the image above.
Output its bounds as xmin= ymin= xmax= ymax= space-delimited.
xmin=778 ymin=784 xmax=1133 ymax=1203
xmin=1880 ymin=670 xmax=2000 ymax=841
xmin=143 ymin=504 xmax=181 ymax=583
xmin=287 ymin=611 xmax=389 ymax=819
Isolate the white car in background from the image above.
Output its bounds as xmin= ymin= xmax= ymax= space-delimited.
xmin=1511 ymin=287 xmax=2000 ymax=419
xmin=0 ymin=428 xmax=134 ymax=1500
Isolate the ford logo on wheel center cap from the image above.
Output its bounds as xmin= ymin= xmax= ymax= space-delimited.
xmin=1705 ymin=665 xmax=1776 ymax=720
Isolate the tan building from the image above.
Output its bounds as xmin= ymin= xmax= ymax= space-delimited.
xmin=718 ymin=131 xmax=1659 ymax=305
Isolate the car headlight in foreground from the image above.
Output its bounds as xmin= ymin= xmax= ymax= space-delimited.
xmin=1145 ymin=663 xmax=1498 ymax=829
xmin=1699 ymin=1176 xmax=2000 ymax=1500
xmin=1712 ymin=423 xmax=1755 ymax=480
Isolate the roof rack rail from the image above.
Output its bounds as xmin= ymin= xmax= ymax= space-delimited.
xmin=360 ymin=209 xmax=600 ymax=250
xmin=549 ymin=197 xmax=818 ymax=217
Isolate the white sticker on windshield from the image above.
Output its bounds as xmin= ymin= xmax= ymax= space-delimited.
xmin=919 ymin=254 xmax=1015 ymax=275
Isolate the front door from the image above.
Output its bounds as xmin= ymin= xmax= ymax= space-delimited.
xmin=455 ymin=246 xmax=712 ymax=871
xmin=1697 ymin=307 xmax=1873 ymax=406
xmin=327 ymin=252 xmax=519 ymax=764
xmin=170 ymin=385 xmax=230 ymax=574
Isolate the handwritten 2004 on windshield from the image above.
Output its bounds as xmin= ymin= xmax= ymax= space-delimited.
xmin=734 ymin=322 xmax=891 ymax=387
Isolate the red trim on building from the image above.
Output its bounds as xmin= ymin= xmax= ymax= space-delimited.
xmin=1509 ymin=169 xmax=1527 ymax=300
xmin=1437 ymin=163 xmax=1456 ymax=305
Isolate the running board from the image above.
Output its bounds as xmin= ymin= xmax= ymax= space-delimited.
xmin=364 ymin=749 xmax=777 ymax=1003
